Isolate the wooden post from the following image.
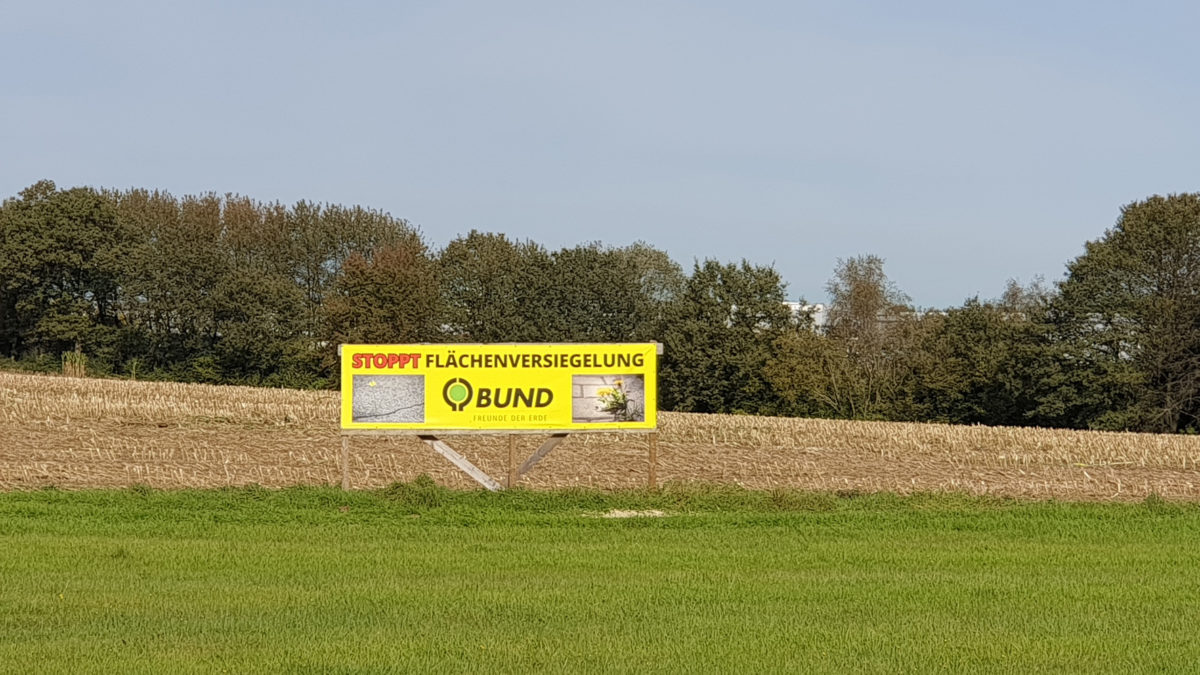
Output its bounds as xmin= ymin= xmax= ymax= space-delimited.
xmin=507 ymin=435 xmax=517 ymax=489
xmin=341 ymin=436 xmax=350 ymax=491
xmin=648 ymin=432 xmax=658 ymax=490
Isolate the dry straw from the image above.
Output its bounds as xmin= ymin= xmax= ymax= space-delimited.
xmin=2 ymin=371 xmax=1199 ymax=500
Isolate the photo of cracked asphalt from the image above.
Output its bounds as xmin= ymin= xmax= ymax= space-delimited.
xmin=351 ymin=375 xmax=425 ymax=423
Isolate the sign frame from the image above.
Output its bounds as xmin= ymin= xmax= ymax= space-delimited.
xmin=339 ymin=342 xmax=660 ymax=434
xmin=336 ymin=343 xmax=662 ymax=491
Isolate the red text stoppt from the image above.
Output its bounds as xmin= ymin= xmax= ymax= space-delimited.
xmin=352 ymin=353 xmax=422 ymax=369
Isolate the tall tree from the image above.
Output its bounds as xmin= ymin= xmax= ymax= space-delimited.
xmin=824 ymin=255 xmax=911 ymax=348
xmin=324 ymin=237 xmax=443 ymax=346
xmin=616 ymin=242 xmax=685 ymax=341
xmin=438 ymin=231 xmax=555 ymax=342
xmin=660 ymin=259 xmax=793 ymax=414
xmin=539 ymin=242 xmax=684 ymax=343
xmin=116 ymin=192 xmax=231 ymax=371
xmin=0 ymin=181 xmax=128 ymax=361
xmin=1055 ymin=194 xmax=1200 ymax=432
xmin=912 ymin=281 xmax=1059 ymax=426
xmin=287 ymin=201 xmax=414 ymax=345
xmin=767 ymin=255 xmax=925 ymax=420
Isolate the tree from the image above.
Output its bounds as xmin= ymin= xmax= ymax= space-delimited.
xmin=761 ymin=310 xmax=838 ymax=417
xmin=438 ymin=231 xmax=555 ymax=342
xmin=824 ymin=255 xmax=910 ymax=347
xmin=287 ymin=201 xmax=415 ymax=345
xmin=767 ymin=255 xmax=922 ymax=420
xmin=912 ymin=280 xmax=1059 ymax=426
xmin=1054 ymin=194 xmax=1200 ymax=432
xmin=210 ymin=267 xmax=308 ymax=383
xmin=324 ymin=238 xmax=443 ymax=346
xmin=659 ymin=259 xmax=793 ymax=414
xmin=540 ymin=242 xmax=684 ymax=343
xmin=0 ymin=181 xmax=128 ymax=362
xmin=115 ymin=192 xmax=232 ymax=372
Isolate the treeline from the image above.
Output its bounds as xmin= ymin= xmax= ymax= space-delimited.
xmin=2 ymin=180 xmax=1199 ymax=433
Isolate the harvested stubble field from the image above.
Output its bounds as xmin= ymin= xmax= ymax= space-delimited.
xmin=3 ymin=371 xmax=1200 ymax=500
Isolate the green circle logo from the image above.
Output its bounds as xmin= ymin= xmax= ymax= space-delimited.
xmin=442 ymin=378 xmax=473 ymax=411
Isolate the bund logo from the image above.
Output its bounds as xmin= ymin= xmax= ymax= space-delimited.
xmin=441 ymin=378 xmax=554 ymax=411
xmin=442 ymin=378 xmax=473 ymax=411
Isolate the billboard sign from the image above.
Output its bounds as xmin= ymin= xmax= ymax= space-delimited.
xmin=340 ymin=343 xmax=658 ymax=431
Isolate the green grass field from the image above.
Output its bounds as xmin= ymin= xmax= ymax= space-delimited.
xmin=3 ymin=483 xmax=1200 ymax=673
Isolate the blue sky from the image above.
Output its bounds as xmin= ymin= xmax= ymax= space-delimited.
xmin=3 ymin=1 xmax=1198 ymax=307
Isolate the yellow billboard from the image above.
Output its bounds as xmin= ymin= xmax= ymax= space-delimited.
xmin=340 ymin=343 xmax=658 ymax=431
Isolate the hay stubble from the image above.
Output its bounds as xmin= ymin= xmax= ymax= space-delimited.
xmin=3 ymin=372 xmax=1199 ymax=499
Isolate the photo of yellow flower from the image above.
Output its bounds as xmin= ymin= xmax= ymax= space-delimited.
xmin=571 ymin=375 xmax=644 ymax=423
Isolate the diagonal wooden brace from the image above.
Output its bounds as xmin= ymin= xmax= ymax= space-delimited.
xmin=418 ymin=435 xmax=503 ymax=491
xmin=517 ymin=433 xmax=569 ymax=479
